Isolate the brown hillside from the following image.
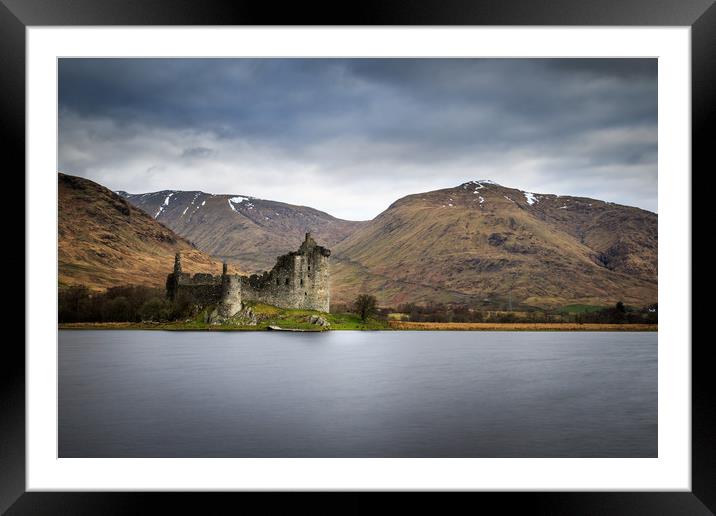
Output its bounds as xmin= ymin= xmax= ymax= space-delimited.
xmin=59 ymin=173 xmax=233 ymax=291
xmin=118 ymin=177 xmax=656 ymax=309
xmin=330 ymin=181 xmax=657 ymax=308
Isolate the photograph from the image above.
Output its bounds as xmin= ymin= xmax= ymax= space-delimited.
xmin=56 ymin=57 xmax=658 ymax=458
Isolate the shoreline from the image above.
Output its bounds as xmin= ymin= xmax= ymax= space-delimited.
xmin=58 ymin=322 xmax=657 ymax=332
xmin=388 ymin=321 xmax=657 ymax=332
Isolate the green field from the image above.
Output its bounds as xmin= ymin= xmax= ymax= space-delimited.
xmin=239 ymin=302 xmax=389 ymax=330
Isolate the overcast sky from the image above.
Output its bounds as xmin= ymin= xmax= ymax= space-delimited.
xmin=59 ymin=58 xmax=657 ymax=220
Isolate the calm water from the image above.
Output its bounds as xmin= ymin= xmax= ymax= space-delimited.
xmin=59 ymin=330 xmax=657 ymax=457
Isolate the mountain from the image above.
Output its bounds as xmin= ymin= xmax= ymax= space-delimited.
xmin=329 ymin=180 xmax=657 ymax=308
xmin=117 ymin=178 xmax=656 ymax=309
xmin=118 ymin=189 xmax=365 ymax=273
xmin=59 ymin=173 xmax=232 ymax=291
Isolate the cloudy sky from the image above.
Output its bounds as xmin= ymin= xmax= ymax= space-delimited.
xmin=58 ymin=58 xmax=657 ymax=220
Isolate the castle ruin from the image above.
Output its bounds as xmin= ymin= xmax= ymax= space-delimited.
xmin=166 ymin=233 xmax=331 ymax=316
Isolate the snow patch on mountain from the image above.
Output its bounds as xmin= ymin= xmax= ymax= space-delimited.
xmin=154 ymin=192 xmax=174 ymax=218
xmin=523 ymin=192 xmax=538 ymax=206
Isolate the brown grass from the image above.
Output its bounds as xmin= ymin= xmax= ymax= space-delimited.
xmin=330 ymin=182 xmax=657 ymax=309
xmin=388 ymin=321 xmax=657 ymax=331
xmin=58 ymin=173 xmax=237 ymax=292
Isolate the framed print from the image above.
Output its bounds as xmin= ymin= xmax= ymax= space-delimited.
xmin=5 ymin=0 xmax=712 ymax=513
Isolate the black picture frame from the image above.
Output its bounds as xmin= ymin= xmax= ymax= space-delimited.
xmin=4 ymin=1 xmax=710 ymax=514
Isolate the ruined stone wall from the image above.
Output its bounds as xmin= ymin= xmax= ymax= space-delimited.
xmin=167 ymin=271 xmax=223 ymax=306
xmin=240 ymin=245 xmax=330 ymax=312
xmin=236 ymin=233 xmax=330 ymax=312
xmin=167 ymin=233 xmax=330 ymax=314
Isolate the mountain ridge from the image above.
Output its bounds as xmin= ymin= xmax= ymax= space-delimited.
xmin=65 ymin=173 xmax=656 ymax=309
xmin=118 ymin=188 xmax=366 ymax=273
xmin=330 ymin=180 xmax=656 ymax=307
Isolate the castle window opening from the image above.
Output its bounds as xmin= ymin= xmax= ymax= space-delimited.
xmin=285 ymin=278 xmax=289 ymax=285
xmin=300 ymin=278 xmax=303 ymax=286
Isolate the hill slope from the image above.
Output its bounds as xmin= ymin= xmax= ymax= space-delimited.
xmin=116 ymin=178 xmax=656 ymax=309
xmin=330 ymin=180 xmax=657 ymax=308
xmin=59 ymin=173 xmax=230 ymax=290
xmin=119 ymin=189 xmax=365 ymax=273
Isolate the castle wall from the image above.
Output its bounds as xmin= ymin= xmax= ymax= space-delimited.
xmin=240 ymin=246 xmax=330 ymax=312
xmin=166 ymin=233 xmax=330 ymax=315
xmin=167 ymin=271 xmax=224 ymax=306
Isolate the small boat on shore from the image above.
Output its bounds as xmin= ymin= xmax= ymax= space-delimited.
xmin=267 ymin=325 xmax=323 ymax=332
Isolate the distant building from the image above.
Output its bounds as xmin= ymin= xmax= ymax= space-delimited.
xmin=166 ymin=233 xmax=331 ymax=315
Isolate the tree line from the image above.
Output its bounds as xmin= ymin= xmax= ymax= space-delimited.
xmin=332 ymin=297 xmax=657 ymax=324
xmin=392 ymin=301 xmax=657 ymax=324
xmin=60 ymin=285 xmax=656 ymax=326
xmin=58 ymin=285 xmax=194 ymax=323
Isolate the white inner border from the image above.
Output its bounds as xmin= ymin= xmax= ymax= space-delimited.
xmin=27 ymin=27 xmax=691 ymax=491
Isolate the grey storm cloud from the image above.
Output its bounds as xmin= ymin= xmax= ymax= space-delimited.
xmin=58 ymin=58 xmax=657 ymax=220
xmin=181 ymin=146 xmax=216 ymax=159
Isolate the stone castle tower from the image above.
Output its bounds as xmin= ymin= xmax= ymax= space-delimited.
xmin=166 ymin=233 xmax=330 ymax=317
xmin=218 ymin=262 xmax=242 ymax=318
